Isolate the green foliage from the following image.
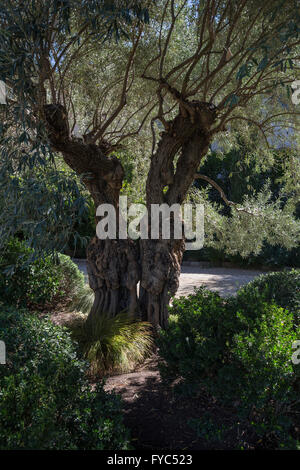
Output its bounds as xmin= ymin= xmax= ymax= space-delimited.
xmin=188 ymin=179 xmax=300 ymax=261
xmin=221 ymin=304 xmax=299 ymax=407
xmin=247 ymin=244 xmax=300 ymax=269
xmin=0 ymin=303 xmax=130 ymax=450
xmin=71 ymin=312 xmax=153 ymax=376
xmin=158 ymin=288 xmax=236 ymax=383
xmin=198 ymin=145 xmax=299 ymax=207
xmin=0 ymin=238 xmax=94 ymax=312
xmin=0 ymin=164 xmax=91 ymax=256
xmin=0 ymin=238 xmax=63 ymax=307
xmin=56 ymin=254 xmax=94 ymax=314
xmin=194 ymin=144 xmax=300 ymax=267
xmin=64 ymin=196 xmax=95 ymax=258
xmin=235 ymin=269 xmax=300 ymax=326
xmin=158 ymin=284 xmax=300 ymax=448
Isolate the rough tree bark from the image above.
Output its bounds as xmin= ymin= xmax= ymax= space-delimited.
xmin=44 ymin=104 xmax=140 ymax=328
xmin=140 ymin=101 xmax=217 ymax=327
xmin=44 ymin=100 xmax=217 ymax=329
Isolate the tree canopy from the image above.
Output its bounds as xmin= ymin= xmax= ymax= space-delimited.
xmin=1 ymin=0 xmax=300 ymax=325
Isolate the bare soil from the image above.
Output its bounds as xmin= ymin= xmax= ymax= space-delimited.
xmin=103 ymin=352 xmax=257 ymax=450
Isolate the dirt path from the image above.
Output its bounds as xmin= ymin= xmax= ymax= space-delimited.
xmin=178 ymin=266 xmax=265 ymax=297
xmin=103 ymin=353 xmax=255 ymax=450
xmin=103 ymin=353 xmax=206 ymax=450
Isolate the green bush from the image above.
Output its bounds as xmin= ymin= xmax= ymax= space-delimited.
xmin=220 ymin=304 xmax=299 ymax=403
xmin=158 ymin=287 xmax=236 ymax=383
xmin=0 ymin=303 xmax=130 ymax=450
xmin=0 ymin=238 xmax=94 ymax=312
xmin=191 ymin=243 xmax=300 ymax=269
xmin=217 ymin=303 xmax=300 ymax=448
xmin=235 ymin=269 xmax=300 ymax=326
xmin=158 ymin=286 xmax=300 ymax=448
xmin=56 ymin=254 xmax=94 ymax=313
xmin=0 ymin=238 xmax=63 ymax=307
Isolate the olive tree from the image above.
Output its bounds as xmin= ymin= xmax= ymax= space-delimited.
xmin=1 ymin=0 xmax=300 ymax=327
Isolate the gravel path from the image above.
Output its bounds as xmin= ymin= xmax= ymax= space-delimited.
xmin=178 ymin=265 xmax=266 ymax=297
xmin=73 ymin=259 xmax=266 ymax=298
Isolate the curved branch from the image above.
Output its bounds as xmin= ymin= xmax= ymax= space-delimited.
xmin=194 ymin=173 xmax=258 ymax=216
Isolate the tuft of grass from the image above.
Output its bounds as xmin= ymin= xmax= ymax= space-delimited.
xmin=68 ymin=312 xmax=154 ymax=376
xmin=56 ymin=256 xmax=153 ymax=376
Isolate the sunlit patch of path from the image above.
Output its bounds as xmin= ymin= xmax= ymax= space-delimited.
xmin=178 ymin=266 xmax=267 ymax=298
xmin=73 ymin=259 xmax=267 ymax=298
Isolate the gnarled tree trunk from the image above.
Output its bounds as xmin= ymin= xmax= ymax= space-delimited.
xmin=44 ymin=104 xmax=140 ymax=329
xmin=82 ymin=172 xmax=140 ymax=328
xmin=44 ymin=100 xmax=216 ymax=329
xmin=140 ymin=102 xmax=217 ymax=327
xmin=86 ymin=237 xmax=140 ymax=326
xmin=139 ymin=238 xmax=184 ymax=328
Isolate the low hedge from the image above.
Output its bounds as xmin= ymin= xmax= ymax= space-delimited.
xmin=0 ymin=303 xmax=130 ymax=450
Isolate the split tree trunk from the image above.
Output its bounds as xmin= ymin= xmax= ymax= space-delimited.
xmin=44 ymin=101 xmax=216 ymax=329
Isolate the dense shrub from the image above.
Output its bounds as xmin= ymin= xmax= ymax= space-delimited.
xmin=0 ymin=238 xmax=94 ymax=312
xmin=220 ymin=304 xmax=299 ymax=404
xmin=0 ymin=303 xmax=130 ymax=450
xmin=158 ymin=286 xmax=300 ymax=448
xmin=158 ymin=288 xmax=237 ymax=383
xmin=187 ymin=243 xmax=300 ymax=269
xmin=0 ymin=238 xmax=63 ymax=307
xmin=235 ymin=269 xmax=300 ymax=326
xmin=243 ymin=243 xmax=300 ymax=269
xmin=56 ymin=254 xmax=94 ymax=313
